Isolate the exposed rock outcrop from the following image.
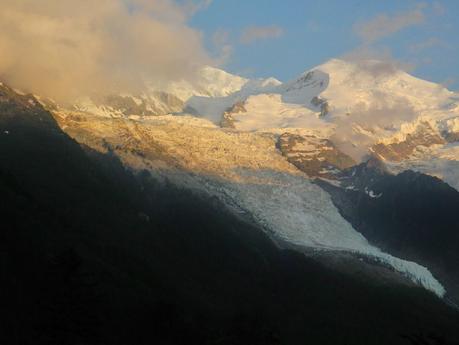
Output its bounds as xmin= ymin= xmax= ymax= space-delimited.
xmin=277 ymin=133 xmax=355 ymax=178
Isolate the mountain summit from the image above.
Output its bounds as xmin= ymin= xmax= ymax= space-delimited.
xmin=182 ymin=59 xmax=459 ymax=190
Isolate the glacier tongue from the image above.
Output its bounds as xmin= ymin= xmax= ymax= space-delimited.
xmin=196 ymin=169 xmax=445 ymax=297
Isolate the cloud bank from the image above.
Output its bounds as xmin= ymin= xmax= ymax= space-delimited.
xmin=0 ymin=0 xmax=212 ymax=102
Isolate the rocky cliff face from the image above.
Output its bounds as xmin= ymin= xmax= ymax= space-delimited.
xmin=220 ymin=101 xmax=247 ymax=128
xmin=277 ymin=133 xmax=355 ymax=179
xmin=371 ymin=122 xmax=447 ymax=161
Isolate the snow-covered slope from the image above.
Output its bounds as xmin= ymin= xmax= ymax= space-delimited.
xmin=162 ymin=66 xmax=249 ymax=101
xmin=68 ymin=66 xmax=250 ymax=118
xmin=52 ymin=109 xmax=446 ymax=297
xmin=64 ymin=59 xmax=459 ymax=163
xmin=184 ymin=59 xmax=459 ymax=188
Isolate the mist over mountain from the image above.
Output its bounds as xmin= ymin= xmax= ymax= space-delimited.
xmin=0 ymin=0 xmax=212 ymax=102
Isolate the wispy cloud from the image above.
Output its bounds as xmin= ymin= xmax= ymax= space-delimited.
xmin=432 ymin=1 xmax=446 ymax=15
xmin=181 ymin=0 xmax=213 ymax=16
xmin=441 ymin=77 xmax=456 ymax=89
xmin=408 ymin=37 xmax=448 ymax=53
xmin=342 ymin=46 xmax=415 ymax=76
xmin=307 ymin=20 xmax=320 ymax=33
xmin=0 ymin=0 xmax=212 ymax=102
xmin=346 ymin=3 xmax=447 ymax=76
xmin=212 ymin=29 xmax=233 ymax=65
xmin=353 ymin=4 xmax=426 ymax=43
xmin=240 ymin=25 xmax=284 ymax=45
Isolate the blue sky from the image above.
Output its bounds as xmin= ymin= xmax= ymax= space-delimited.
xmin=189 ymin=0 xmax=459 ymax=89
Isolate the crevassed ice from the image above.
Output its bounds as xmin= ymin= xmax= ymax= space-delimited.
xmin=197 ymin=169 xmax=445 ymax=297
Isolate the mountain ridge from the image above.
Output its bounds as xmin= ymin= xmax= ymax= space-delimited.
xmin=3 ymin=57 xmax=459 ymax=297
xmin=3 ymin=82 xmax=459 ymax=344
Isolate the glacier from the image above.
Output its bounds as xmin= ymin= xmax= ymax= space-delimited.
xmin=52 ymin=110 xmax=447 ymax=297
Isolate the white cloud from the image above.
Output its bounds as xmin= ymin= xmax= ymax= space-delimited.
xmin=0 ymin=0 xmax=212 ymax=102
xmin=240 ymin=25 xmax=284 ymax=45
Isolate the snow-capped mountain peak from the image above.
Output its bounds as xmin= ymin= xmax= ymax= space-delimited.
xmin=32 ymin=57 xmax=459 ymax=298
xmin=61 ymin=59 xmax=459 ymax=184
xmin=163 ymin=65 xmax=249 ymax=101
